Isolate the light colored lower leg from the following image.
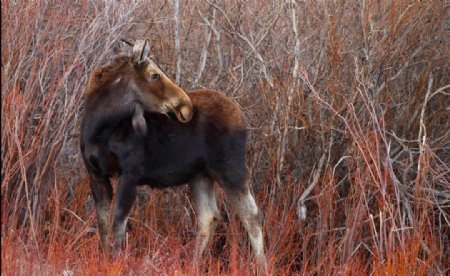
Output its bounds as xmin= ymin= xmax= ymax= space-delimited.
xmin=191 ymin=176 xmax=220 ymax=266
xmin=229 ymin=190 xmax=267 ymax=271
xmin=112 ymin=217 xmax=128 ymax=252
xmin=96 ymin=202 xmax=110 ymax=251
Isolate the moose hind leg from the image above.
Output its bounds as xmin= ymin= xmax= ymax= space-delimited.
xmin=89 ymin=174 xmax=113 ymax=252
xmin=226 ymin=187 xmax=267 ymax=271
xmin=190 ymin=175 xmax=221 ymax=267
xmin=112 ymin=175 xmax=137 ymax=252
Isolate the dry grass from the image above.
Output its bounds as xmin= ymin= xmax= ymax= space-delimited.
xmin=1 ymin=0 xmax=449 ymax=275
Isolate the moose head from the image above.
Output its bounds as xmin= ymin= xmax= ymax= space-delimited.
xmin=84 ymin=38 xmax=193 ymax=137
xmin=127 ymin=39 xmax=193 ymax=123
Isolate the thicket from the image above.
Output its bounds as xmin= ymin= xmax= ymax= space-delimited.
xmin=2 ymin=0 xmax=449 ymax=274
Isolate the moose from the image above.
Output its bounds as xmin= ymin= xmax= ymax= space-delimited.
xmin=80 ymin=39 xmax=266 ymax=271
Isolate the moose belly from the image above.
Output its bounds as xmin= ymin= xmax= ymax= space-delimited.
xmin=138 ymin=157 xmax=206 ymax=188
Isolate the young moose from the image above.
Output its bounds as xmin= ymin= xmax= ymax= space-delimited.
xmin=80 ymin=39 xmax=266 ymax=270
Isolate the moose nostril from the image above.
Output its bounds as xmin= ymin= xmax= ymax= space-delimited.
xmin=178 ymin=105 xmax=193 ymax=123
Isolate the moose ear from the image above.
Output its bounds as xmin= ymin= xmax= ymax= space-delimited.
xmin=114 ymin=38 xmax=133 ymax=54
xmin=132 ymin=39 xmax=150 ymax=66
xmin=112 ymin=40 xmax=127 ymax=55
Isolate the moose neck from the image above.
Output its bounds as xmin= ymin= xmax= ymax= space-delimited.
xmin=82 ymin=76 xmax=142 ymax=143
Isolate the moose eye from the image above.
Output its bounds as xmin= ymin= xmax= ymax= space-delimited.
xmin=151 ymin=73 xmax=160 ymax=80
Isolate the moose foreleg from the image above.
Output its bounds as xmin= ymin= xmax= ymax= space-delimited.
xmin=89 ymin=174 xmax=113 ymax=253
xmin=112 ymin=175 xmax=137 ymax=253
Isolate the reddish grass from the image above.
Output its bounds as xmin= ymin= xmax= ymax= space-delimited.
xmin=2 ymin=0 xmax=449 ymax=275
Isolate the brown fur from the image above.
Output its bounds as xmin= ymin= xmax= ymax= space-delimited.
xmin=188 ymin=89 xmax=246 ymax=131
xmin=84 ymin=52 xmax=193 ymax=123
xmin=85 ymin=55 xmax=130 ymax=96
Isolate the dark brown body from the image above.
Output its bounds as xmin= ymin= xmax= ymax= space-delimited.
xmin=80 ymin=41 xmax=266 ymax=271
xmin=81 ymin=89 xmax=247 ymax=190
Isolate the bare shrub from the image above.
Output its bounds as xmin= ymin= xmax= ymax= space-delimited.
xmin=2 ymin=0 xmax=448 ymax=274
